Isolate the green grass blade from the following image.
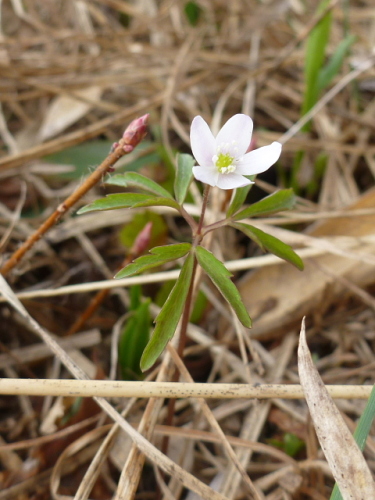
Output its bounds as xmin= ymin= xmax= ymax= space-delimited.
xmin=317 ymin=34 xmax=356 ymax=92
xmin=302 ymin=0 xmax=332 ymax=131
xmin=330 ymin=384 xmax=375 ymax=500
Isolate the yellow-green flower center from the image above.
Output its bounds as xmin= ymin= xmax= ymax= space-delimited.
xmin=214 ymin=153 xmax=236 ymax=174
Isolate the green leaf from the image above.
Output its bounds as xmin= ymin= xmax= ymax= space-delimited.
xmin=156 ymin=280 xmax=207 ymax=324
xmin=77 ymin=193 xmax=180 ymax=214
xmin=115 ymin=243 xmax=192 ymax=278
xmin=232 ymin=222 xmax=304 ymax=270
xmin=226 ymin=177 xmax=255 ymax=217
xmin=140 ymin=252 xmax=194 ymax=371
xmin=195 ymin=246 xmax=251 ymax=328
xmin=133 ymin=197 xmax=180 ymax=211
xmin=174 ymin=153 xmax=195 ymax=204
xmin=268 ymin=433 xmax=305 ymax=458
xmin=317 ymin=34 xmax=356 ymax=92
xmin=190 ymin=289 xmax=208 ymax=324
xmin=184 ymin=1 xmax=202 ymax=26
xmin=129 ymin=283 xmax=142 ymax=310
xmin=119 ymin=289 xmax=151 ymax=380
xmin=232 ymin=189 xmax=296 ymax=221
xmin=106 ymin=172 xmax=174 ymax=199
xmin=77 ymin=193 xmax=156 ymax=214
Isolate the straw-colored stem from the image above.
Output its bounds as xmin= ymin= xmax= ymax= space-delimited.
xmin=0 ymin=378 xmax=371 ymax=399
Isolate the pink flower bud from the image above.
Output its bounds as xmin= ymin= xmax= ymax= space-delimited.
xmin=122 ymin=114 xmax=149 ymax=148
xmin=131 ymin=222 xmax=153 ymax=256
xmin=122 ymin=145 xmax=134 ymax=153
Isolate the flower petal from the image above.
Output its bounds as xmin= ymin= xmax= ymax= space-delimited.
xmin=216 ymin=173 xmax=253 ymax=190
xmin=192 ymin=166 xmax=219 ymax=187
xmin=236 ymin=142 xmax=282 ymax=175
xmin=215 ymin=114 xmax=253 ymax=156
xmin=190 ymin=116 xmax=216 ymax=167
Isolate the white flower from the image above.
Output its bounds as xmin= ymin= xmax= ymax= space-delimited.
xmin=190 ymin=114 xmax=282 ymax=190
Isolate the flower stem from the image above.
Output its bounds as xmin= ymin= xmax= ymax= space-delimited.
xmin=196 ymin=185 xmax=211 ymax=237
xmin=162 ymin=185 xmax=211 ymax=453
xmin=179 ymin=204 xmax=198 ymax=231
xmin=202 ymin=217 xmax=230 ymax=235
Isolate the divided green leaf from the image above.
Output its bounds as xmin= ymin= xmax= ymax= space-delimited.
xmin=77 ymin=193 xmax=180 ymax=214
xmin=232 ymin=189 xmax=296 ymax=221
xmin=77 ymin=193 xmax=156 ymax=214
xmin=174 ymin=153 xmax=195 ymax=204
xmin=140 ymin=252 xmax=194 ymax=371
xmin=232 ymin=222 xmax=304 ymax=271
xmin=195 ymin=246 xmax=251 ymax=328
xmin=106 ymin=172 xmax=174 ymax=199
xmin=132 ymin=197 xmax=180 ymax=211
xmin=115 ymin=243 xmax=192 ymax=279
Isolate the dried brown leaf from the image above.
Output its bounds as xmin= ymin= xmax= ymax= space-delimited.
xmin=298 ymin=318 xmax=375 ymax=500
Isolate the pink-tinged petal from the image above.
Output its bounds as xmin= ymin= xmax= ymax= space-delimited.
xmin=236 ymin=142 xmax=282 ymax=175
xmin=215 ymin=114 xmax=253 ymax=156
xmin=216 ymin=173 xmax=253 ymax=190
xmin=190 ymin=116 xmax=216 ymax=167
xmin=192 ymin=166 xmax=219 ymax=187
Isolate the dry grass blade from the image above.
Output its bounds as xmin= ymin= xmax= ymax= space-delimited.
xmin=114 ymin=353 xmax=175 ymax=499
xmin=0 ymin=275 xmax=227 ymax=500
xmin=168 ymin=344 xmax=264 ymax=500
xmin=0 ymin=378 xmax=371 ymax=400
xmin=298 ymin=317 xmax=375 ymax=499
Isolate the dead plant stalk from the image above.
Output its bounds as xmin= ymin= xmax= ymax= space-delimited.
xmin=0 ymin=378 xmax=371 ymax=400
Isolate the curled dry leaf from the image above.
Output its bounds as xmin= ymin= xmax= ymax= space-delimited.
xmin=38 ymin=86 xmax=102 ymax=141
xmin=298 ymin=318 xmax=375 ymax=500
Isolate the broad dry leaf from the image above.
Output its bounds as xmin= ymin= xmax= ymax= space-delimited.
xmin=298 ymin=318 xmax=375 ymax=500
xmin=238 ymin=187 xmax=375 ymax=340
xmin=38 ymin=86 xmax=102 ymax=141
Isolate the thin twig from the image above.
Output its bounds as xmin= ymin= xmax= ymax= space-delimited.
xmin=0 ymin=115 xmax=149 ymax=276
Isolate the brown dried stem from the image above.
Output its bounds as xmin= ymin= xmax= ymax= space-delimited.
xmin=0 ymin=115 xmax=149 ymax=276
